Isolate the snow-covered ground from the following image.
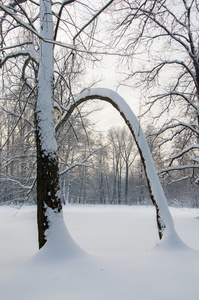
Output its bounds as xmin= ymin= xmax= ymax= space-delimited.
xmin=0 ymin=204 xmax=199 ymax=300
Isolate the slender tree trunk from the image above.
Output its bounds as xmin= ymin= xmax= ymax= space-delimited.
xmin=125 ymin=161 xmax=128 ymax=205
xmin=36 ymin=0 xmax=62 ymax=249
xmin=105 ymin=170 xmax=111 ymax=204
xmin=66 ymin=174 xmax=71 ymax=204
xmin=113 ymin=158 xmax=119 ymax=204
xmin=99 ymin=171 xmax=105 ymax=204
xmin=62 ymin=176 xmax=66 ymax=205
xmin=117 ymin=160 xmax=122 ymax=204
xmin=83 ymin=171 xmax=86 ymax=205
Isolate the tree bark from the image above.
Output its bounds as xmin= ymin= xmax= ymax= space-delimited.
xmin=36 ymin=0 xmax=62 ymax=249
xmin=36 ymin=131 xmax=62 ymax=248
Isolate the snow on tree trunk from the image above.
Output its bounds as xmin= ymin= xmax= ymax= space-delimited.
xmin=36 ymin=0 xmax=62 ymax=249
xmin=57 ymin=88 xmax=179 ymax=241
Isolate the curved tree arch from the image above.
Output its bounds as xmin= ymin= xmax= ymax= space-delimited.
xmin=57 ymin=88 xmax=177 ymax=240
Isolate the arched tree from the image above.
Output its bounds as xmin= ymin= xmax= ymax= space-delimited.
xmin=57 ymin=87 xmax=178 ymax=240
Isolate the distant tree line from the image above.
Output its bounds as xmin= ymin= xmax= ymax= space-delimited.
xmin=1 ymin=107 xmax=198 ymax=207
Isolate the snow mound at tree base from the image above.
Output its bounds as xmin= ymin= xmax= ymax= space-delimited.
xmin=32 ymin=211 xmax=86 ymax=262
xmin=154 ymin=227 xmax=198 ymax=254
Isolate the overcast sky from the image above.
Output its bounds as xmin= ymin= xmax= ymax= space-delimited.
xmin=84 ymin=56 xmax=141 ymax=132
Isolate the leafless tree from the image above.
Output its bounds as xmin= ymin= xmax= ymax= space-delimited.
xmin=107 ymin=127 xmax=135 ymax=204
xmin=0 ymin=0 xmax=114 ymax=249
xmin=111 ymin=0 xmax=199 ymax=185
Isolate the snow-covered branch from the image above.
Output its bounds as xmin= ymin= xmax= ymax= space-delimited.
xmin=149 ymin=91 xmax=197 ymax=111
xmin=0 ymin=173 xmax=34 ymax=190
xmin=0 ymin=4 xmax=75 ymax=50
xmin=169 ymin=144 xmax=199 ymax=166
xmin=8 ymin=0 xmax=27 ymax=8
xmin=0 ymin=106 xmax=34 ymax=127
xmin=59 ymin=145 xmax=108 ymax=175
xmin=60 ymin=162 xmax=94 ymax=176
xmin=0 ymin=41 xmax=33 ymax=52
xmin=131 ymin=59 xmax=196 ymax=86
xmin=159 ymin=164 xmax=199 ymax=175
xmin=0 ymin=46 xmax=39 ymax=68
xmin=0 ymin=4 xmax=39 ymax=36
xmin=141 ymin=5 xmax=195 ymax=60
xmin=8 ymin=0 xmax=37 ymax=31
xmin=1 ymin=154 xmax=35 ymax=170
xmin=148 ymin=121 xmax=199 ymax=139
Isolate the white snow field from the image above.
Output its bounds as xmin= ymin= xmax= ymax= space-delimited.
xmin=0 ymin=204 xmax=199 ymax=300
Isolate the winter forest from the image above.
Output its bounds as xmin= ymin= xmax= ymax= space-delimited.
xmin=1 ymin=1 xmax=199 ymax=299
xmin=1 ymin=0 xmax=199 ymax=209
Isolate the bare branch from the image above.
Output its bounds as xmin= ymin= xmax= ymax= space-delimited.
xmin=0 ymin=41 xmax=33 ymax=51
xmin=0 ymin=48 xmax=38 ymax=68
xmin=149 ymin=91 xmax=197 ymax=111
xmin=0 ymin=3 xmax=75 ymax=49
xmin=73 ymin=0 xmax=114 ymax=42
xmin=169 ymin=144 xmax=199 ymax=166
xmin=0 ymin=85 xmax=36 ymax=150
xmin=54 ymin=0 xmax=76 ymax=41
xmin=59 ymin=146 xmax=106 ymax=175
xmin=159 ymin=164 xmax=199 ymax=175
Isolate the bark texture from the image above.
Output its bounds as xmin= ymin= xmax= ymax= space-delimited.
xmin=36 ymin=125 xmax=62 ymax=249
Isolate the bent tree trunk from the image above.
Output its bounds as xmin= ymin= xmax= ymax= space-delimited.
xmin=56 ymin=88 xmax=176 ymax=239
xmin=36 ymin=0 xmax=62 ymax=249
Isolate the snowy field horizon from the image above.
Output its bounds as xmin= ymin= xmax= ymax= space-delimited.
xmin=1 ymin=204 xmax=199 ymax=299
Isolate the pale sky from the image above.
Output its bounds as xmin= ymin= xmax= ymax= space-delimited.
xmin=85 ymin=57 xmax=141 ymax=132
